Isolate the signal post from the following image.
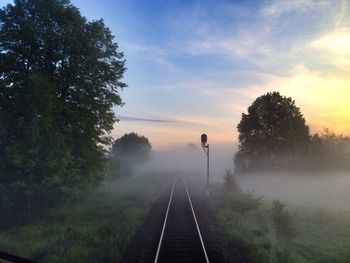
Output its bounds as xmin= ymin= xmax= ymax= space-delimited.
xmin=201 ymin=134 xmax=209 ymax=188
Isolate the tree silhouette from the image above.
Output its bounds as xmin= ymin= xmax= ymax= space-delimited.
xmin=235 ymin=92 xmax=310 ymax=172
xmin=0 ymin=0 xmax=126 ymax=221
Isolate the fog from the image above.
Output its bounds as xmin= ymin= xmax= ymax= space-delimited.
xmin=129 ymin=143 xmax=350 ymax=211
xmin=237 ymin=172 xmax=350 ymax=210
xmin=134 ymin=143 xmax=236 ymax=180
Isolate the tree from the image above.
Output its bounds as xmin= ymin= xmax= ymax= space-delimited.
xmin=235 ymin=92 xmax=310 ymax=172
xmin=0 ymin=0 xmax=126 ymax=222
xmin=309 ymin=128 xmax=350 ymax=169
xmin=111 ymin=133 xmax=152 ymax=164
xmin=109 ymin=133 xmax=152 ymax=178
xmin=108 ymin=132 xmax=151 ymax=178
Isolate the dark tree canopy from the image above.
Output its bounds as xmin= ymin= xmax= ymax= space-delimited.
xmin=111 ymin=132 xmax=152 ymax=163
xmin=0 ymin=0 xmax=126 ymax=221
xmin=235 ymin=92 xmax=310 ymax=172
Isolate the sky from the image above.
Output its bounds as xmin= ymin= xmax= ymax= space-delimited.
xmin=1 ymin=0 xmax=350 ymax=150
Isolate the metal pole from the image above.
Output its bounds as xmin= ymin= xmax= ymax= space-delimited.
xmin=207 ymin=145 xmax=209 ymax=187
xmin=201 ymin=134 xmax=210 ymax=189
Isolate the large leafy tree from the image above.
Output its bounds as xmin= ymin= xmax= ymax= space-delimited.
xmin=111 ymin=133 xmax=152 ymax=163
xmin=235 ymin=92 xmax=310 ymax=172
xmin=0 ymin=0 xmax=126 ymax=220
xmin=107 ymin=133 xmax=151 ymax=178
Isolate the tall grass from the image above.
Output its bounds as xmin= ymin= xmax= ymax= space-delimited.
xmin=211 ymin=171 xmax=350 ymax=263
xmin=0 ymin=173 xmax=170 ymax=262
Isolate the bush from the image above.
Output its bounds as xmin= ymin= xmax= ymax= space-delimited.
xmin=223 ymin=170 xmax=240 ymax=192
xmin=229 ymin=191 xmax=262 ymax=215
xmin=271 ymin=200 xmax=298 ymax=243
xmin=222 ymin=170 xmax=262 ymax=215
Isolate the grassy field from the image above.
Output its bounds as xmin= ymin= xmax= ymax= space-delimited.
xmin=211 ymin=175 xmax=350 ymax=263
xmin=0 ymin=173 xmax=171 ymax=262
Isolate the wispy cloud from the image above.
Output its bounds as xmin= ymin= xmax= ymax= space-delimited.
xmin=310 ymin=28 xmax=350 ymax=71
xmin=260 ymin=0 xmax=329 ymax=18
xmin=335 ymin=0 xmax=348 ymax=26
xmin=168 ymin=1 xmax=317 ymax=73
xmin=184 ymin=27 xmax=272 ymax=59
xmin=123 ymin=42 xmax=180 ymax=73
xmin=118 ymin=115 xmax=175 ymax=123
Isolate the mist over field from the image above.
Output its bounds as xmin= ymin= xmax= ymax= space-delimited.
xmin=136 ymin=144 xmax=236 ymax=178
xmin=237 ymin=172 xmax=350 ymax=210
xmin=127 ymin=143 xmax=350 ymax=212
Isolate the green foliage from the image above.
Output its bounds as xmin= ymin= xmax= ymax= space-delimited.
xmin=215 ymin=178 xmax=350 ymax=263
xmin=0 ymin=173 xmax=169 ymax=262
xmin=271 ymin=200 xmax=298 ymax=243
xmin=222 ymin=170 xmax=262 ymax=215
xmin=223 ymin=169 xmax=240 ymax=192
xmin=0 ymin=0 xmax=126 ymax=224
xmin=228 ymin=190 xmax=262 ymax=215
xmin=108 ymin=133 xmax=152 ymax=178
xmin=308 ymin=128 xmax=350 ymax=170
xmin=111 ymin=132 xmax=152 ymax=162
xmin=235 ymin=92 xmax=310 ymax=172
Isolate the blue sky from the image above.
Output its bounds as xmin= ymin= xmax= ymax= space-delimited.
xmin=1 ymin=0 xmax=350 ymax=149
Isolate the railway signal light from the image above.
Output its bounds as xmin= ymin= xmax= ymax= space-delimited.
xmin=200 ymin=134 xmax=209 ymax=188
xmin=201 ymin=134 xmax=207 ymax=145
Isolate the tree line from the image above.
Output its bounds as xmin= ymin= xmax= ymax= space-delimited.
xmin=235 ymin=92 xmax=350 ymax=173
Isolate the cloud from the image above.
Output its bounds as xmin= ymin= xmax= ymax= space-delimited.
xmin=171 ymin=3 xmax=305 ymax=73
xmin=335 ymin=0 xmax=349 ymax=26
xmin=118 ymin=114 xmax=223 ymax=128
xmin=168 ymin=0 xmax=346 ymax=76
xmin=260 ymin=0 xmax=329 ymax=18
xmin=118 ymin=115 xmax=175 ymax=123
xmin=311 ymin=29 xmax=350 ymax=55
xmin=123 ymin=42 xmax=180 ymax=73
xmin=310 ymin=28 xmax=350 ymax=70
xmin=184 ymin=27 xmax=272 ymax=59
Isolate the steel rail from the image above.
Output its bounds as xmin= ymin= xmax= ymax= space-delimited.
xmin=154 ymin=180 xmax=175 ymax=263
xmin=183 ymin=179 xmax=210 ymax=263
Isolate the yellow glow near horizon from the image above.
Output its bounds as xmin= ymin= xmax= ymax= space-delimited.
xmin=113 ymin=28 xmax=350 ymax=150
xmin=113 ymin=69 xmax=350 ymax=149
xmin=239 ymin=66 xmax=350 ymax=137
xmin=281 ymin=71 xmax=350 ymax=135
xmin=284 ymin=88 xmax=350 ymax=135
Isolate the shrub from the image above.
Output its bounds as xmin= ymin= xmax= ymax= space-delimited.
xmin=229 ymin=191 xmax=262 ymax=215
xmin=223 ymin=169 xmax=240 ymax=192
xmin=271 ymin=200 xmax=298 ymax=243
xmin=222 ymin=170 xmax=262 ymax=215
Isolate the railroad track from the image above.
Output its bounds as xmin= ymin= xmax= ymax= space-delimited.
xmin=154 ymin=178 xmax=209 ymax=263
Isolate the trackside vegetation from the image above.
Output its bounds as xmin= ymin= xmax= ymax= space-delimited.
xmin=0 ymin=173 xmax=170 ymax=262
xmin=210 ymin=171 xmax=350 ymax=263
